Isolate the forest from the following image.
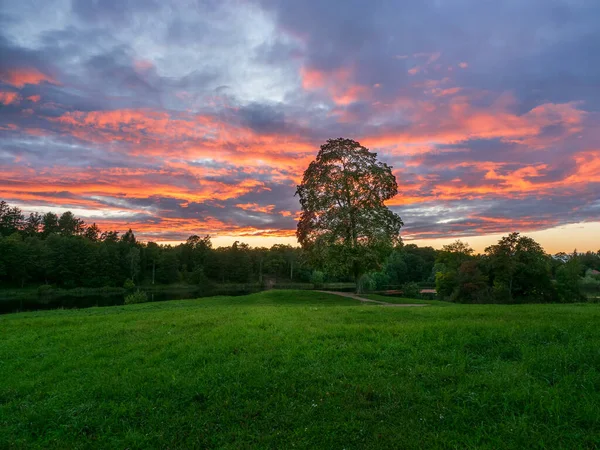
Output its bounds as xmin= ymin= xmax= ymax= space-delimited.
xmin=1 ymin=200 xmax=599 ymax=303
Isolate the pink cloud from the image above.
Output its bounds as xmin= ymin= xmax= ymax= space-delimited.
xmin=0 ymin=68 xmax=57 ymax=88
xmin=0 ymin=91 xmax=20 ymax=105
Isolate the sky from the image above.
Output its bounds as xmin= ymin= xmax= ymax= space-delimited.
xmin=1 ymin=0 xmax=599 ymax=253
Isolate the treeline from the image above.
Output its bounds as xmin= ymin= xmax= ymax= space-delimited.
xmin=357 ymin=233 xmax=600 ymax=303
xmin=0 ymin=201 xmax=312 ymax=288
xmin=1 ymin=201 xmax=598 ymax=302
xmin=1 ymin=201 xmax=447 ymax=290
xmin=427 ymin=234 xmax=599 ymax=303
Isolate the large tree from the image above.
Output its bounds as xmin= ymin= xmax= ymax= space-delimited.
xmin=296 ymin=138 xmax=403 ymax=283
xmin=485 ymin=232 xmax=555 ymax=302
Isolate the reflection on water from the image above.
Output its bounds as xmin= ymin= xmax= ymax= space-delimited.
xmin=0 ymin=283 xmax=358 ymax=315
xmin=0 ymin=288 xmax=262 ymax=315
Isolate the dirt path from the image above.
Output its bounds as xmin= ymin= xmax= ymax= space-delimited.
xmin=318 ymin=291 xmax=428 ymax=307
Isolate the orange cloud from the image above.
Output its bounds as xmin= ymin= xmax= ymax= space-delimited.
xmin=0 ymin=68 xmax=57 ymax=88
xmin=300 ymin=66 xmax=369 ymax=106
xmin=364 ymin=96 xmax=585 ymax=148
xmin=27 ymin=95 xmax=41 ymax=103
xmin=235 ymin=203 xmax=276 ymax=214
xmin=48 ymin=107 xmax=316 ymax=177
xmin=0 ymin=91 xmax=19 ymax=105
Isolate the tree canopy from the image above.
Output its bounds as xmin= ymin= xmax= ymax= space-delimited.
xmin=296 ymin=138 xmax=403 ymax=281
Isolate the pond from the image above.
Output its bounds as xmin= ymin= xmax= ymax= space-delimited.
xmin=0 ymin=287 xmax=263 ymax=315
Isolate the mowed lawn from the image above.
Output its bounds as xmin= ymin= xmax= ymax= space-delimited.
xmin=1 ymin=291 xmax=599 ymax=449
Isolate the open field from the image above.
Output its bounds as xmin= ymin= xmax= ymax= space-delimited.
xmin=1 ymin=290 xmax=599 ymax=449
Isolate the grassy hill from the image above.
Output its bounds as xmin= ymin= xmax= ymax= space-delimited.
xmin=1 ymin=290 xmax=599 ymax=449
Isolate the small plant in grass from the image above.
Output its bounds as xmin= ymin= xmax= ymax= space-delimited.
xmin=124 ymin=289 xmax=148 ymax=305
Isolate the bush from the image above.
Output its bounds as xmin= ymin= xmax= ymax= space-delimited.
xmin=37 ymin=284 xmax=53 ymax=295
xmin=357 ymin=274 xmax=376 ymax=294
xmin=401 ymin=281 xmax=420 ymax=299
xmin=310 ymin=270 xmax=325 ymax=287
xmin=370 ymin=271 xmax=390 ymax=290
xmin=492 ymin=280 xmax=511 ymax=303
xmin=124 ymin=290 xmax=148 ymax=305
xmin=123 ymin=279 xmax=136 ymax=290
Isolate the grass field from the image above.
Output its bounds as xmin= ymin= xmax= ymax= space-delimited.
xmin=1 ymin=291 xmax=599 ymax=449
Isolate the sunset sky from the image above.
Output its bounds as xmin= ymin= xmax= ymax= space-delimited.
xmin=1 ymin=0 xmax=599 ymax=253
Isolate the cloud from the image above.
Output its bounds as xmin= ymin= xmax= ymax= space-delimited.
xmin=0 ymin=91 xmax=20 ymax=105
xmin=0 ymin=67 xmax=57 ymax=88
xmin=1 ymin=0 xmax=599 ymax=246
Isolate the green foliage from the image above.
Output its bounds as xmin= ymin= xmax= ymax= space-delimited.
xmin=1 ymin=291 xmax=599 ymax=448
xmin=492 ymin=279 xmax=511 ymax=303
xmin=124 ymin=289 xmax=148 ymax=304
xmin=555 ymin=257 xmax=586 ymax=302
xmin=485 ymin=233 xmax=556 ymax=303
xmin=0 ymin=201 xmax=24 ymax=236
xmin=123 ymin=278 xmax=136 ymax=290
xmin=356 ymin=273 xmax=375 ymax=293
xmin=296 ymin=138 xmax=403 ymax=282
xmin=401 ymin=281 xmax=421 ymax=299
xmin=369 ymin=271 xmax=390 ymax=290
xmin=310 ymin=270 xmax=325 ymax=287
xmin=379 ymin=244 xmax=437 ymax=287
xmin=2 ymin=200 xmax=598 ymax=306
xmin=435 ymin=234 xmax=566 ymax=304
xmin=57 ymin=211 xmax=85 ymax=236
xmin=37 ymin=284 xmax=53 ymax=295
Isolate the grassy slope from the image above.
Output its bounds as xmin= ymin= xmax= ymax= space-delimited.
xmin=1 ymin=291 xmax=599 ymax=449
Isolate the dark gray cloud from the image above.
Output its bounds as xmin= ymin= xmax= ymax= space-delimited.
xmin=1 ymin=0 xmax=599 ymax=245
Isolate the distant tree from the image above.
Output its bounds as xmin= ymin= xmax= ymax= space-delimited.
xmin=121 ymin=228 xmax=137 ymax=245
xmin=435 ymin=240 xmax=475 ymax=300
xmin=22 ymin=212 xmax=42 ymax=237
xmin=58 ymin=211 xmax=85 ymax=236
xmin=0 ymin=233 xmax=31 ymax=286
xmin=384 ymin=249 xmax=409 ymax=286
xmin=555 ymin=256 xmax=586 ymax=302
xmin=180 ymin=235 xmax=212 ymax=275
xmin=485 ymin=232 xmax=555 ymax=303
xmin=42 ymin=212 xmax=60 ymax=236
xmin=580 ymin=251 xmax=600 ymax=272
xmin=296 ymin=138 xmax=403 ymax=285
xmin=453 ymin=259 xmax=490 ymax=303
xmin=127 ymin=247 xmax=141 ymax=281
xmin=100 ymin=230 xmax=119 ymax=243
xmin=144 ymin=242 xmax=161 ymax=284
xmin=0 ymin=201 xmax=24 ymax=236
xmin=84 ymin=223 xmax=102 ymax=242
xmin=155 ymin=249 xmax=180 ymax=284
xmin=226 ymin=241 xmax=252 ymax=282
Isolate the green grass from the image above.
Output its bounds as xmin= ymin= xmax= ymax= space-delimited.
xmin=1 ymin=290 xmax=599 ymax=449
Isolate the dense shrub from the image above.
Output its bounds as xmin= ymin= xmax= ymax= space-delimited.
xmin=370 ymin=271 xmax=390 ymax=290
xmin=357 ymin=274 xmax=376 ymax=293
xmin=37 ymin=284 xmax=53 ymax=295
xmin=310 ymin=270 xmax=325 ymax=287
xmin=401 ymin=281 xmax=421 ymax=299
xmin=124 ymin=290 xmax=148 ymax=305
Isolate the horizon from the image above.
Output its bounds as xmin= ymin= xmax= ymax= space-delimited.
xmin=1 ymin=1 xmax=599 ymax=253
xmin=9 ymin=198 xmax=599 ymax=254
